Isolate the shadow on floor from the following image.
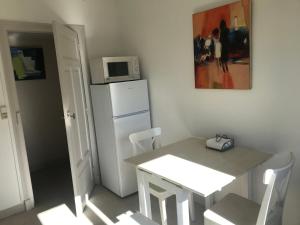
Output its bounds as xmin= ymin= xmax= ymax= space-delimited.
xmin=31 ymin=163 xmax=74 ymax=212
xmin=0 ymin=183 xmax=205 ymax=225
xmin=85 ymin=186 xmax=205 ymax=225
xmin=0 ymin=163 xmax=74 ymax=225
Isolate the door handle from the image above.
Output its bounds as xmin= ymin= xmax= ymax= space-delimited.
xmin=67 ymin=110 xmax=76 ymax=119
xmin=0 ymin=105 xmax=8 ymax=120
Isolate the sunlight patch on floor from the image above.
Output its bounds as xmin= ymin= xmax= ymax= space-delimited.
xmin=86 ymin=198 xmax=158 ymax=225
xmin=86 ymin=198 xmax=115 ymax=225
xmin=204 ymin=209 xmax=235 ymax=225
xmin=37 ymin=195 xmax=158 ymax=225
xmin=37 ymin=204 xmax=92 ymax=225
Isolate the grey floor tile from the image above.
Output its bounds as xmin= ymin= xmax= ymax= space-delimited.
xmin=0 ymin=172 xmax=205 ymax=225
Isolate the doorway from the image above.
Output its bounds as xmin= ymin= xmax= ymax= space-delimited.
xmin=8 ymin=32 xmax=75 ymax=211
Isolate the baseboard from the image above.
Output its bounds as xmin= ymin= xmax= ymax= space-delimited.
xmin=0 ymin=203 xmax=25 ymax=220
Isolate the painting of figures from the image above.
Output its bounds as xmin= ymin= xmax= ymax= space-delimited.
xmin=10 ymin=47 xmax=45 ymax=81
xmin=193 ymin=0 xmax=251 ymax=89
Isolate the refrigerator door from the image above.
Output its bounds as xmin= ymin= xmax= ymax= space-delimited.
xmin=113 ymin=111 xmax=151 ymax=197
xmin=110 ymin=80 xmax=149 ymax=117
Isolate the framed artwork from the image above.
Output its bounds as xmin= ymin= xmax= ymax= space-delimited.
xmin=193 ymin=0 xmax=251 ymax=89
xmin=10 ymin=47 xmax=46 ymax=81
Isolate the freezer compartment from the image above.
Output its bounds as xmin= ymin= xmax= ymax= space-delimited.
xmin=113 ymin=111 xmax=152 ymax=197
xmin=109 ymin=80 xmax=149 ymax=117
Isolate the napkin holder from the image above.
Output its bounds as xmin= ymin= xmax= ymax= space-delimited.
xmin=206 ymin=135 xmax=234 ymax=152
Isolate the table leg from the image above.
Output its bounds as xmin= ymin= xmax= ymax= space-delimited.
xmin=248 ymin=170 xmax=254 ymax=200
xmin=137 ymin=169 xmax=152 ymax=219
xmin=205 ymin=194 xmax=214 ymax=209
xmin=176 ymin=190 xmax=190 ymax=225
xmin=188 ymin=193 xmax=195 ymax=221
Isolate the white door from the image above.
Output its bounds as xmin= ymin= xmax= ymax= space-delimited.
xmin=53 ymin=21 xmax=94 ymax=214
xmin=0 ymin=76 xmax=22 ymax=211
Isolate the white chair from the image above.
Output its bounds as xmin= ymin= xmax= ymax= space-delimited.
xmin=129 ymin=128 xmax=195 ymax=225
xmin=204 ymin=152 xmax=295 ymax=225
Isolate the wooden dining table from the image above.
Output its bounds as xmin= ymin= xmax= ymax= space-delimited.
xmin=126 ymin=137 xmax=272 ymax=225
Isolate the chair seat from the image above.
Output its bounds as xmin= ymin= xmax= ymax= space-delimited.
xmin=204 ymin=193 xmax=260 ymax=225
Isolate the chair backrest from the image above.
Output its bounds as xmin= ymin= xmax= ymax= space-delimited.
xmin=256 ymin=152 xmax=295 ymax=225
xmin=129 ymin=128 xmax=162 ymax=155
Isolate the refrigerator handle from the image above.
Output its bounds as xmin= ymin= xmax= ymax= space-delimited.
xmin=113 ymin=110 xmax=149 ymax=119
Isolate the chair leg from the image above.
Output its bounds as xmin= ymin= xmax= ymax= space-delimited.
xmin=188 ymin=193 xmax=195 ymax=221
xmin=158 ymin=199 xmax=167 ymax=225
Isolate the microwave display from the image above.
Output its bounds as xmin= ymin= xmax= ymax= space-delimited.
xmin=107 ymin=62 xmax=129 ymax=77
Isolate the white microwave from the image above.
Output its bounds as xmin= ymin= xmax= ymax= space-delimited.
xmin=90 ymin=56 xmax=140 ymax=84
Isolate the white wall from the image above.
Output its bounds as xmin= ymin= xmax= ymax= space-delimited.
xmin=116 ymin=0 xmax=300 ymax=224
xmin=0 ymin=0 xmax=123 ymax=58
xmin=9 ymin=32 xmax=69 ymax=172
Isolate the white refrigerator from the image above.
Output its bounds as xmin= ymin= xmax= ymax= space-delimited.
xmin=91 ymin=80 xmax=152 ymax=197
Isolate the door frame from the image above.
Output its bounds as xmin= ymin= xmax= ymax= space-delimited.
xmin=0 ymin=20 xmax=100 ymax=212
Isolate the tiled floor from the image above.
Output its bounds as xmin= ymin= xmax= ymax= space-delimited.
xmin=0 ymin=164 xmax=74 ymax=225
xmin=86 ymin=186 xmax=205 ymax=225
xmin=0 ymin=172 xmax=205 ymax=225
xmin=31 ymin=163 xmax=75 ymax=212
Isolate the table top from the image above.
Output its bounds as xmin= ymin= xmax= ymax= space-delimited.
xmin=138 ymin=154 xmax=236 ymax=197
xmin=126 ymin=137 xmax=272 ymax=178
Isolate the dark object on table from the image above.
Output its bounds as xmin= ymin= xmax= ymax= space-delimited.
xmin=206 ymin=134 xmax=234 ymax=152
